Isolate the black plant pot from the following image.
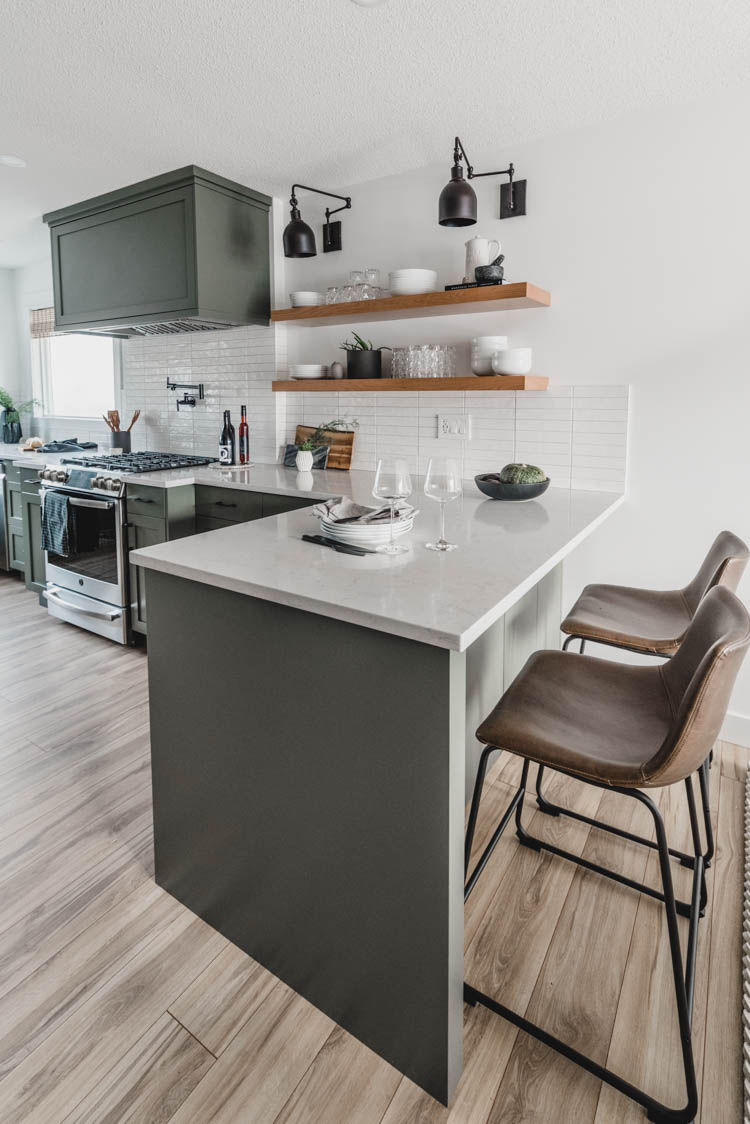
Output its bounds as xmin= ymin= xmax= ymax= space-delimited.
xmin=1 ymin=411 xmax=22 ymax=444
xmin=346 ymin=349 xmax=382 ymax=380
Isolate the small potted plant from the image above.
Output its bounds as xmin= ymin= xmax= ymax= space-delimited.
xmin=339 ymin=333 xmax=390 ymax=379
xmin=0 ymin=388 xmax=38 ymax=445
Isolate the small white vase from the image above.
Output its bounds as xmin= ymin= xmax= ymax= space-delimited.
xmin=295 ymin=449 xmax=314 ymax=471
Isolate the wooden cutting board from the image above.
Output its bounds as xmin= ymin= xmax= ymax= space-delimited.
xmin=295 ymin=426 xmax=354 ymax=470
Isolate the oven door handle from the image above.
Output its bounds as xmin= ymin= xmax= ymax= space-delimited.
xmin=46 ymin=587 xmax=122 ymax=621
xmin=68 ymin=497 xmax=116 ymax=510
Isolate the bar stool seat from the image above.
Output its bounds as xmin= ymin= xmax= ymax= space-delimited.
xmin=476 ymin=649 xmax=672 ymax=787
xmin=560 ymin=584 xmax=691 ymax=656
xmin=560 ymin=530 xmax=749 ymax=657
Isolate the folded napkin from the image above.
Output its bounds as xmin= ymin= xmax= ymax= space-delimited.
xmin=312 ymin=496 xmax=415 ymax=524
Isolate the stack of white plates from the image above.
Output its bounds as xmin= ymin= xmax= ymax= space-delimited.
xmin=289 ymin=364 xmax=329 ymax=380
xmin=290 ymin=291 xmax=325 ymax=307
xmin=471 ymin=335 xmax=508 ymax=376
xmin=388 ymin=269 xmax=438 ymax=296
xmin=319 ymin=514 xmax=415 ymax=545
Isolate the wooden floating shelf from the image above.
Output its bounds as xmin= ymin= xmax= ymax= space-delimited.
xmin=270 ymin=282 xmax=550 ymax=326
xmin=272 ymin=375 xmax=549 ymax=393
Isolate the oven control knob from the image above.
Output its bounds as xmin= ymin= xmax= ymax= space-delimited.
xmin=55 ymin=469 xmax=68 ymax=482
xmin=92 ymin=476 xmax=104 ymax=489
xmin=106 ymin=477 xmax=120 ymax=492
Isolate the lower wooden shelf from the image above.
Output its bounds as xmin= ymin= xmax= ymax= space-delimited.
xmin=272 ymin=375 xmax=548 ymax=393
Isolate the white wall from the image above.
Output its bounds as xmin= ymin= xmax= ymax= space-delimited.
xmin=285 ymin=86 xmax=750 ymax=737
xmin=0 ymin=269 xmax=21 ymax=401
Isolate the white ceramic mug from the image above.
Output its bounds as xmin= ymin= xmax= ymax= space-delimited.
xmin=464 ymin=236 xmax=501 ymax=282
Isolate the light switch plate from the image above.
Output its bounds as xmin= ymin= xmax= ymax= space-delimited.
xmin=438 ymin=414 xmax=471 ymax=439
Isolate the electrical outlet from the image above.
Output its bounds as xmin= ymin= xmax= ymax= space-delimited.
xmin=437 ymin=414 xmax=471 ymax=439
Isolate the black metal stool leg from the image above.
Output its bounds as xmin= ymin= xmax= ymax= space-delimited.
xmin=697 ymin=759 xmax=714 ymax=868
xmin=465 ymin=745 xmax=495 ymax=878
xmin=466 ymin=778 xmax=699 ymax=1123
xmin=464 ymin=755 xmax=528 ymax=902
xmin=684 ymin=775 xmax=707 ymax=917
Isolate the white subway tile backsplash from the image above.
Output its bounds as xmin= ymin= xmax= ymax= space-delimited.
xmin=120 ymin=330 xmax=628 ymax=492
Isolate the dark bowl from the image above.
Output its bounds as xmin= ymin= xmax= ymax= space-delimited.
xmin=474 ymin=473 xmax=551 ymax=502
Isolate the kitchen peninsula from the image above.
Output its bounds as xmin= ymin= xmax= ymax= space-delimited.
xmin=131 ymin=473 xmax=623 ymax=1105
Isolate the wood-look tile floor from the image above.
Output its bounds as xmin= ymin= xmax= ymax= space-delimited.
xmin=0 ymin=571 xmax=743 ymax=1123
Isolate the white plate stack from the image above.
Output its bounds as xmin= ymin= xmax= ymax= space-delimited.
xmin=471 ymin=335 xmax=508 ymax=376
xmin=319 ymin=514 xmax=415 ymax=545
xmin=388 ymin=269 xmax=438 ymax=296
xmin=290 ymin=291 xmax=325 ymax=307
xmin=289 ymin=364 xmax=329 ymax=380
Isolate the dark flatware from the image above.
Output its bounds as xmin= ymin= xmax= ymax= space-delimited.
xmin=302 ymin=534 xmax=371 ymax=556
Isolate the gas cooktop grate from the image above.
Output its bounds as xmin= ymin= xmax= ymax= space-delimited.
xmin=61 ymin=452 xmax=219 ymax=474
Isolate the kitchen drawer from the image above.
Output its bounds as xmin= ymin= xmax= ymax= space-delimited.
xmin=262 ymin=493 xmax=316 ymax=517
xmin=195 ymin=514 xmax=237 ymax=534
xmin=195 ymin=486 xmax=262 ymax=523
xmin=126 ymin=484 xmax=166 ymax=519
xmin=20 ymin=467 xmax=41 ymax=495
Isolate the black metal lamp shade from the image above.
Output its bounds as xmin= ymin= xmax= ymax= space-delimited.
xmin=283 ymin=207 xmax=317 ymax=257
xmin=439 ymin=163 xmax=477 ymax=227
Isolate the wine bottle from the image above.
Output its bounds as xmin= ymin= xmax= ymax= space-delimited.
xmin=238 ymin=404 xmax=249 ymax=465
xmin=219 ymin=410 xmax=236 ymax=465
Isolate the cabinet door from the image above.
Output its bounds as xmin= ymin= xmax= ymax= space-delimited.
xmin=7 ymin=483 xmax=25 ymax=573
xmin=22 ymin=494 xmax=45 ymax=595
xmin=195 ymin=514 xmax=236 ymax=534
xmin=194 ymin=486 xmax=262 ymax=523
xmin=51 ymin=187 xmax=197 ymax=330
xmin=261 ymin=494 xmax=316 ymax=517
xmin=128 ymin=517 xmax=166 ymax=635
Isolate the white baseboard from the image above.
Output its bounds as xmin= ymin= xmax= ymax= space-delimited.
xmin=721 ymin=711 xmax=750 ymax=749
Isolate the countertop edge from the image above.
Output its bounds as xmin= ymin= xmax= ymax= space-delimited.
xmin=131 ymin=492 xmax=626 ymax=651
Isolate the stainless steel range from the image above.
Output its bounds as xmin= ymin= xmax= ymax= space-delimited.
xmin=40 ymin=451 xmax=216 ymax=643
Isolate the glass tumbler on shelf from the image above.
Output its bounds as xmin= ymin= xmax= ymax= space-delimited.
xmin=326 ymin=286 xmax=339 ymax=305
xmin=372 ymin=458 xmax=413 ymax=555
xmin=424 ymin=457 xmax=462 ymax=552
xmin=365 ymin=268 xmax=380 ymax=286
xmin=349 ymin=270 xmax=364 ymax=285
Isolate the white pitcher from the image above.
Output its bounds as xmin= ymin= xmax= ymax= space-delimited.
xmin=464 ymin=235 xmax=501 ymax=282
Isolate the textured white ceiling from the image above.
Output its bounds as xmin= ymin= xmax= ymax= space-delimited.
xmin=1 ymin=0 xmax=749 ymax=263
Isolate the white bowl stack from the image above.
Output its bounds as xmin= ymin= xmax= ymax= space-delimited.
xmin=289 ymin=364 xmax=329 ymax=380
xmin=471 ymin=335 xmax=508 ymax=376
xmin=388 ymin=269 xmax=438 ymax=296
xmin=491 ymin=347 xmax=533 ymax=375
xmin=290 ymin=291 xmax=325 ymax=307
xmin=319 ymin=513 xmax=415 ymax=546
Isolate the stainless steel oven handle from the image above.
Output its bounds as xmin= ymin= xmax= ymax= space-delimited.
xmin=68 ymin=497 xmax=116 ymax=510
xmin=46 ymin=587 xmax=122 ymax=621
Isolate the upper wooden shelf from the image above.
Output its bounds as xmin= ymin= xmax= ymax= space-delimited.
xmin=272 ymin=375 xmax=548 ymax=393
xmin=270 ymin=282 xmax=550 ymax=326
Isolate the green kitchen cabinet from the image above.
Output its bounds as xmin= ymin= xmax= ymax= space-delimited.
xmin=3 ymin=461 xmax=25 ymax=574
xmin=127 ymin=484 xmax=195 ymax=636
xmin=42 ymin=167 xmax=272 ymax=335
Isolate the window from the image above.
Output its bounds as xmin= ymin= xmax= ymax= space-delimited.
xmin=31 ymin=333 xmax=118 ymax=419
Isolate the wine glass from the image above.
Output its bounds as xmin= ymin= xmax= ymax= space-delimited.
xmin=373 ymin=458 xmax=412 ymax=555
xmin=424 ymin=457 xmax=461 ymax=551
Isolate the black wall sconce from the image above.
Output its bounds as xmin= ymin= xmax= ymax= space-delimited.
xmin=283 ymin=184 xmax=352 ymax=257
xmin=438 ymin=136 xmax=526 ymax=227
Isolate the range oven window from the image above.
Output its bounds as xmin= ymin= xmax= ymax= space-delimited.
xmin=47 ymin=498 xmax=120 ymax=586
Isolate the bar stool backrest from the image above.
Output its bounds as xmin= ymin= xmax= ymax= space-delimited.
xmin=682 ymin=530 xmax=749 ymax=615
xmin=649 ymin=586 xmax=750 ymax=786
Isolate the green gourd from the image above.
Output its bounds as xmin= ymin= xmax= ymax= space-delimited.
xmin=498 ymin=463 xmax=547 ymax=485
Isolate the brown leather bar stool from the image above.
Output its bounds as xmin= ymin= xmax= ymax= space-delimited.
xmin=533 ymin=530 xmax=749 ymax=877
xmin=464 ymin=586 xmax=750 ymax=1124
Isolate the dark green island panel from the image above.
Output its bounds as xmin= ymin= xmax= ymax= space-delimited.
xmin=145 ymin=568 xmax=465 ymax=1106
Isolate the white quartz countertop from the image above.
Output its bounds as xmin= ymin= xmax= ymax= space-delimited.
xmin=132 ymin=479 xmax=625 ymax=651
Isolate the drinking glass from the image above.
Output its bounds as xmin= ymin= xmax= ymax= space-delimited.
xmin=349 ymin=270 xmax=364 ymax=285
xmin=326 ymin=286 xmax=339 ymax=305
xmin=373 ymin=458 xmax=412 ymax=555
xmin=365 ymin=268 xmax=380 ymax=286
xmin=424 ymin=457 xmax=461 ymax=552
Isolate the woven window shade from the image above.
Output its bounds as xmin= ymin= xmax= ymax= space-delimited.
xmin=29 ymin=307 xmax=62 ymax=339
